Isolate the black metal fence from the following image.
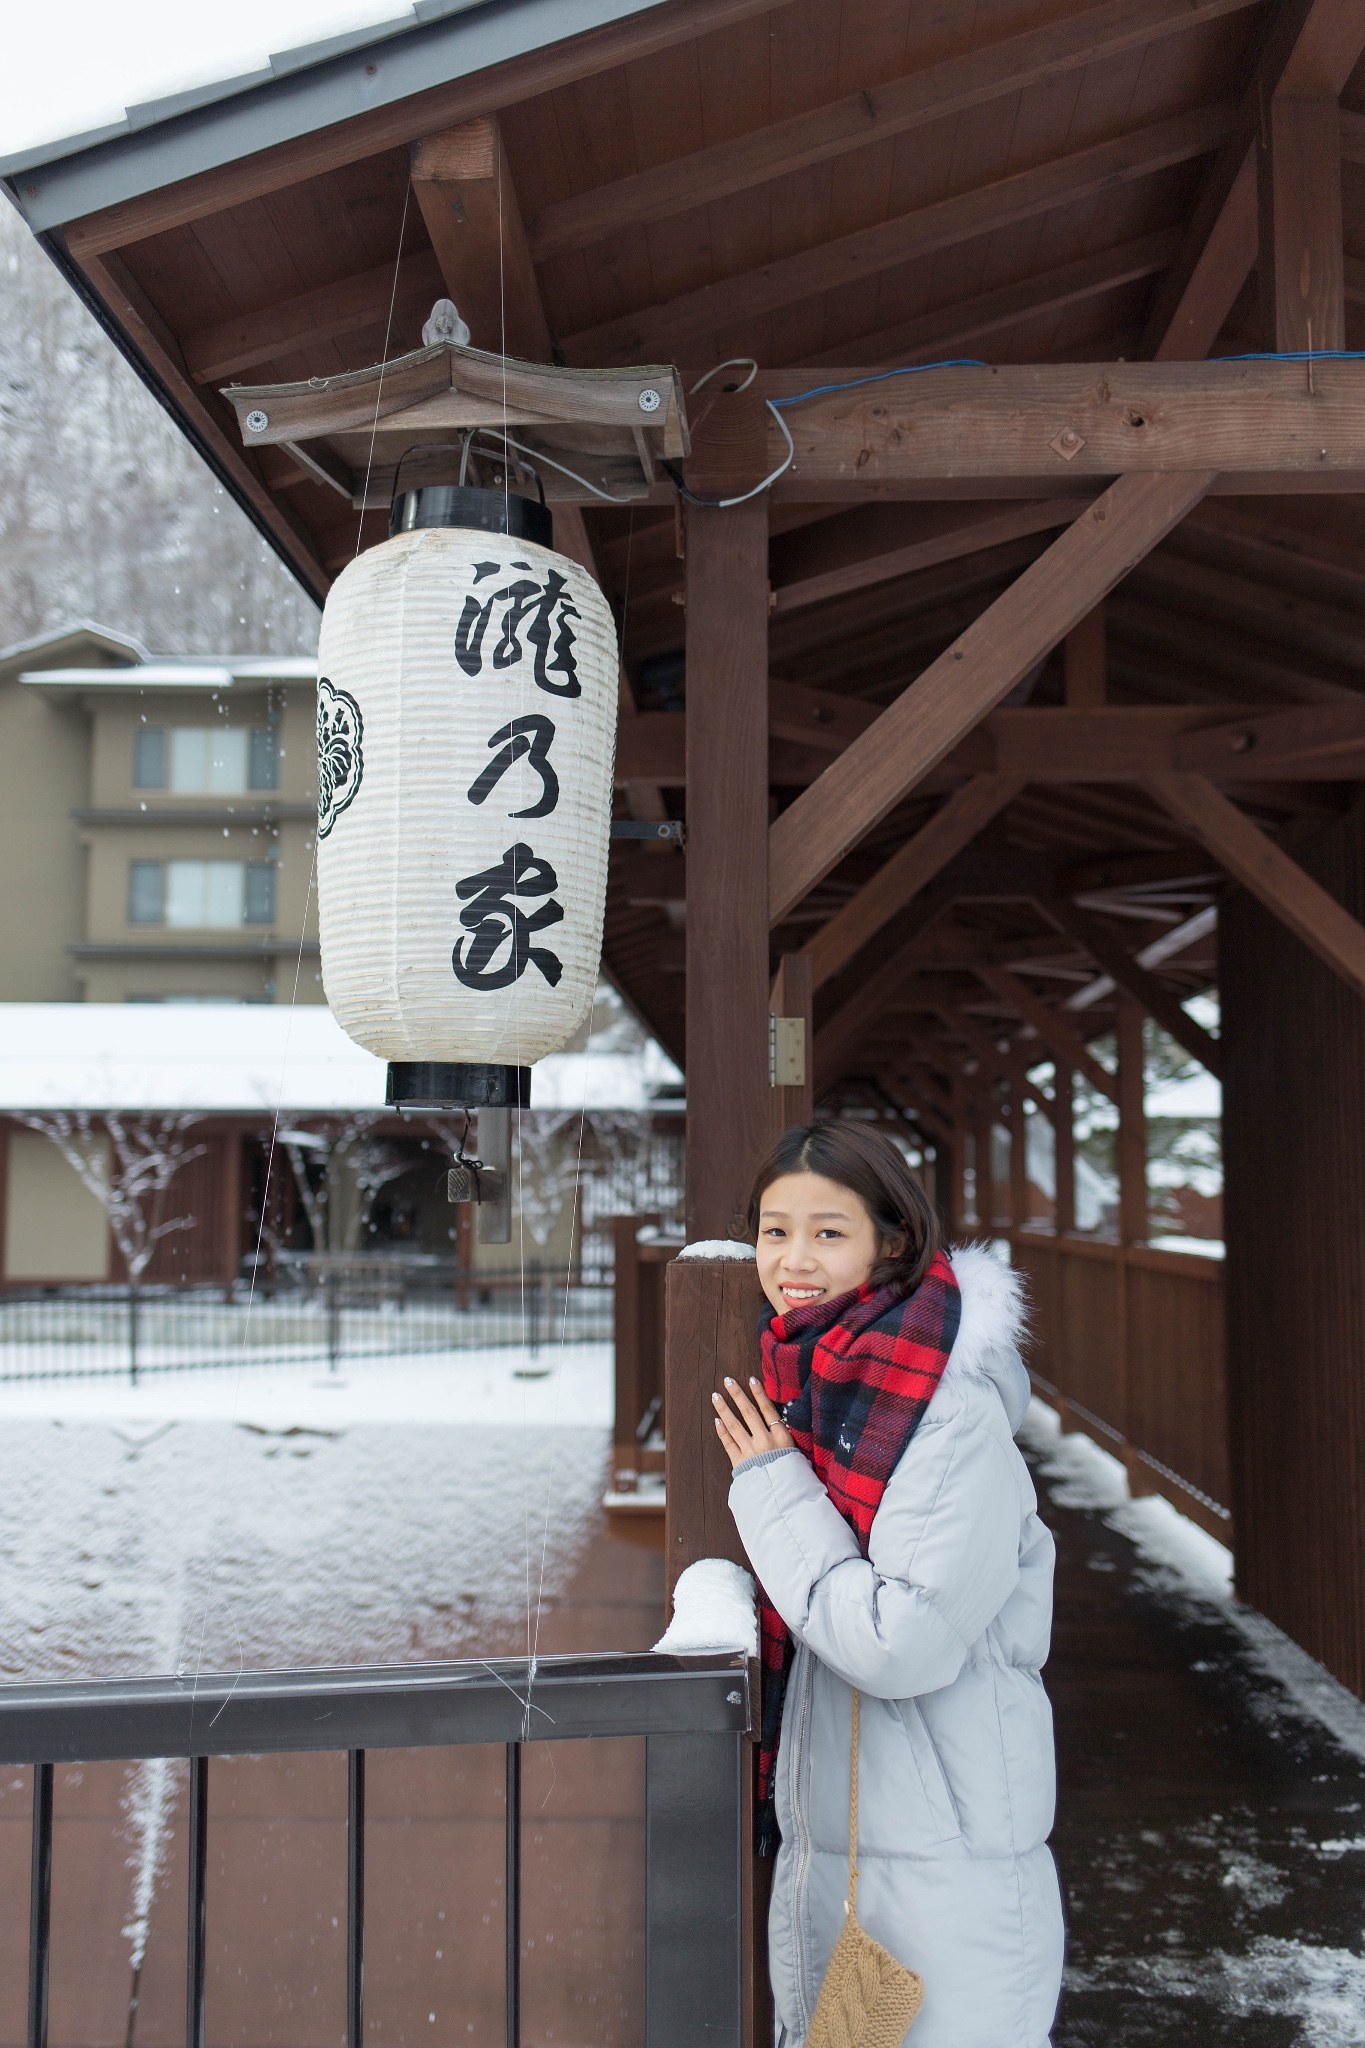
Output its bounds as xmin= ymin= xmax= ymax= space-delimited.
xmin=4 ymin=1651 xmax=752 ymax=2048
xmin=0 ymin=1259 xmax=613 ymax=1382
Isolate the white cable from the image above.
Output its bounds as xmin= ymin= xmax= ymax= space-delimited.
xmin=688 ymin=357 xmax=759 ymax=396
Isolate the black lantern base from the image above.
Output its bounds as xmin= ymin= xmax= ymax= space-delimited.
xmin=385 ymin=1062 xmax=531 ymax=1111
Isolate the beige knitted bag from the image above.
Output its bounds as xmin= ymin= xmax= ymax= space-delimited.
xmin=806 ymin=1690 xmax=925 ymax=2048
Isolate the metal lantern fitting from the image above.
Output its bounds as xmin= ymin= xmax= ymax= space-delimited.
xmin=315 ymin=442 xmax=619 ymax=1122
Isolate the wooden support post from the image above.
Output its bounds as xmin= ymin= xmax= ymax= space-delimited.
xmin=219 ymin=1131 xmax=242 ymax=1289
xmin=613 ymin=1216 xmax=646 ymax=1473
xmin=1054 ymin=1068 xmax=1076 ymax=1237
xmin=1064 ymin=602 xmax=1106 ymax=707
xmin=935 ymin=1129 xmax=959 ymax=1241
xmin=663 ymin=1253 xmax=766 ymax=1605
xmin=1009 ymin=1083 xmax=1030 ymax=1230
xmin=769 ymin=953 xmax=814 ymax=1139
xmin=1116 ymin=997 xmax=1148 ymax=1245
xmin=1258 ymin=96 xmax=1345 ymax=352
xmin=685 ymin=500 xmax=772 ymax=1239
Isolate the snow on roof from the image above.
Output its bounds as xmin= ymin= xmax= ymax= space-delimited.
xmin=0 ymin=1005 xmax=682 ymax=1115
xmin=19 ymin=655 xmax=319 ymax=693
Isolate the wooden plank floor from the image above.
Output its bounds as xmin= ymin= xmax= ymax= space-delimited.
xmin=3 ymin=1449 xmax=1363 ymax=2044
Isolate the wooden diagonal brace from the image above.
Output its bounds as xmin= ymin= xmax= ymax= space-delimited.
xmin=1146 ymin=772 xmax=1365 ymax=1000
xmin=769 ymin=469 xmax=1215 ymax=923
xmin=973 ymin=964 xmax=1122 ymax=1105
xmin=1039 ymin=896 xmax=1223 ymax=1076
xmin=799 ymin=775 xmax=1024 ymax=988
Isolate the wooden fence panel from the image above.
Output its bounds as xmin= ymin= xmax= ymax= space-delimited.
xmin=1011 ymin=1232 xmax=1231 ymax=1543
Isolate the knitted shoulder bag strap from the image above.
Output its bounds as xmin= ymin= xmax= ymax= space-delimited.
xmin=806 ymin=1690 xmax=926 ymax=2048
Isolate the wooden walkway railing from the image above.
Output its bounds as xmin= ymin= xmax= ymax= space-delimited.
xmin=1008 ymin=1231 xmax=1232 ymax=1544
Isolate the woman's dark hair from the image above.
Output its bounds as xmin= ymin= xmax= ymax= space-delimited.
xmin=746 ymin=1122 xmax=942 ymax=1296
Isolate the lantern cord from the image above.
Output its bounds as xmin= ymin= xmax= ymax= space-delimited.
xmin=354 ymin=178 xmax=413 ymax=557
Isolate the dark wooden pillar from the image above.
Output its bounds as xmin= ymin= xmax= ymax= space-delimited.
xmin=1053 ymin=1067 xmax=1076 ymax=1236
xmin=684 ymin=499 xmax=771 ymax=1241
xmin=1064 ymin=602 xmax=1105 ymax=708
xmin=1116 ymin=997 xmax=1147 ymax=1245
xmin=1258 ymin=96 xmax=1345 ymax=352
xmin=1222 ymin=799 xmax=1365 ymax=1698
xmin=664 ymin=1253 xmax=766 ymax=1602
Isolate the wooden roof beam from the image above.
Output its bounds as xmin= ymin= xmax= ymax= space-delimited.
xmin=410 ymin=118 xmax=550 ymax=361
xmin=526 ymin=0 xmax=1255 ymax=261
xmin=1146 ymin=772 xmax=1365 ymax=999
xmin=768 ymin=471 xmax=1215 ymax=925
xmin=811 ymin=904 xmax=954 ymax=1086
xmin=564 ymin=105 xmax=1234 ymax=365
xmin=760 ymin=360 xmax=1365 ymax=490
xmin=1146 ymin=0 xmax=1365 ymax=359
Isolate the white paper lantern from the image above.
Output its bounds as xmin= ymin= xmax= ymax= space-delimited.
xmin=315 ymin=500 xmax=619 ymax=1083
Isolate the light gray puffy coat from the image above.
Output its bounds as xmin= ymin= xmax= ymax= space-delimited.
xmin=728 ymin=1246 xmax=1064 ymax=2048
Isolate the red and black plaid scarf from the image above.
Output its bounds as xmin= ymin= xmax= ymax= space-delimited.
xmin=754 ymin=1250 xmax=961 ymax=1856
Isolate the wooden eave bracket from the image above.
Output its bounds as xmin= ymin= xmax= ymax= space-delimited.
xmin=223 ymin=340 xmax=689 ymax=508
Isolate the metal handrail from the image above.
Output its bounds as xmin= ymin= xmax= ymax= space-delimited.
xmin=6 ymin=1650 xmax=755 ymax=2048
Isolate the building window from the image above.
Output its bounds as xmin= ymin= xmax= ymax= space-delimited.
xmin=244 ymin=862 xmax=277 ymax=924
xmin=249 ymin=725 xmax=280 ymax=791
xmin=128 ymin=861 xmax=165 ymax=924
xmin=170 ymin=727 xmax=249 ymax=794
xmin=133 ymin=729 xmax=167 ymax=789
xmin=127 ymin=859 xmax=278 ymax=929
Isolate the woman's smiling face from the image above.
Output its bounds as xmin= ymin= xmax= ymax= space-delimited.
xmin=755 ymin=1171 xmax=888 ymax=1317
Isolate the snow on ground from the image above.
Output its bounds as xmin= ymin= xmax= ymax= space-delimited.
xmin=1020 ymin=1397 xmax=1365 ymax=1768
xmin=1065 ymin=1940 xmax=1365 ymax=2047
xmin=0 ymin=1345 xmax=614 ymax=1683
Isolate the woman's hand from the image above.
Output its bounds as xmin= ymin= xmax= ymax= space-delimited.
xmin=712 ymin=1376 xmax=794 ymax=1470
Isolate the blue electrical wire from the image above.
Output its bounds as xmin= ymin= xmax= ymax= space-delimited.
xmin=767 ymin=359 xmax=991 ymax=409
xmin=764 ymin=348 xmax=1365 ymax=416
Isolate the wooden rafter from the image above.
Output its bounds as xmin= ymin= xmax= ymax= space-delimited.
xmin=523 ymin=0 xmax=1256 ymax=261
xmin=564 ymin=106 xmax=1232 ymax=365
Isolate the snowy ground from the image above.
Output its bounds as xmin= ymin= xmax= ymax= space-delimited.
xmin=0 ymin=1344 xmax=614 ymax=1682
xmin=1023 ymin=1399 xmax=1365 ymax=2048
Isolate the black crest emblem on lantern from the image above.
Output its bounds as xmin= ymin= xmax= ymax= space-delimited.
xmin=317 ymin=677 xmax=364 ymax=838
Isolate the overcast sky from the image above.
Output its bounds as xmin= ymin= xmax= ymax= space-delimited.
xmin=0 ymin=0 xmax=416 ymax=160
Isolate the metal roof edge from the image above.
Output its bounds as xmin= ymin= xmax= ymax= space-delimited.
xmin=3 ymin=0 xmax=674 ymax=234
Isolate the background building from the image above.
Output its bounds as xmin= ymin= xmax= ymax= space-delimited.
xmin=0 ymin=622 xmax=320 ymax=1004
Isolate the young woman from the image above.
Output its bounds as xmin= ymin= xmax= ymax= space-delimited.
xmin=712 ymin=1122 xmax=1063 ymax=2048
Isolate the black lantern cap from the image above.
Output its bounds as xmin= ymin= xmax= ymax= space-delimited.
xmin=385 ymin=1062 xmax=532 ymax=1111
xmin=388 ymin=442 xmax=553 ymax=549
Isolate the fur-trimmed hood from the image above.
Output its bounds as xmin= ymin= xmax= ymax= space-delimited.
xmin=943 ymin=1244 xmax=1031 ymax=1434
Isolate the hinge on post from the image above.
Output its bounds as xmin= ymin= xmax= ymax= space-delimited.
xmin=769 ymin=1015 xmax=806 ymax=1087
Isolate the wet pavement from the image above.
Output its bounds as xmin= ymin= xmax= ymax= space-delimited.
xmin=1027 ymin=1410 xmax=1365 ymax=2046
